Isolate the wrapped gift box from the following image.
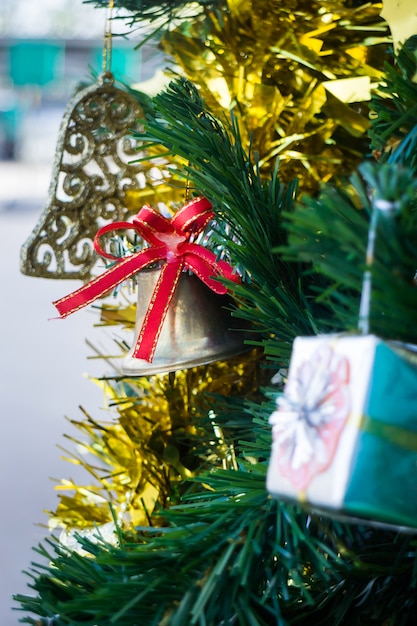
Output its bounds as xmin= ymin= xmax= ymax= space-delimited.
xmin=266 ymin=334 xmax=417 ymax=529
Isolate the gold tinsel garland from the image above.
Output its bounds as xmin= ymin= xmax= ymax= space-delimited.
xmin=49 ymin=343 xmax=262 ymax=533
xmin=160 ymin=0 xmax=390 ymax=193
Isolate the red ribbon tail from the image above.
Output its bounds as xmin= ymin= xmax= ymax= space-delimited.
xmin=182 ymin=246 xmax=241 ymax=294
xmin=132 ymin=261 xmax=184 ymax=362
xmin=53 ymin=248 xmax=165 ymax=318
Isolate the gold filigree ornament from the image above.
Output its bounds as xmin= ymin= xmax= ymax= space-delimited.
xmin=20 ymin=71 xmax=147 ymax=280
xmin=20 ymin=0 xmax=154 ymax=280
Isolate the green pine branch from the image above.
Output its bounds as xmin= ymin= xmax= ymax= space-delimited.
xmin=15 ymin=418 xmax=417 ymax=626
xmin=281 ymin=161 xmax=417 ymax=342
xmin=131 ymin=77 xmax=323 ymax=364
xmin=369 ymin=36 xmax=417 ymax=174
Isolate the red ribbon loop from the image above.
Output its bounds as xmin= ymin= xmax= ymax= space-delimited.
xmin=53 ymin=196 xmax=239 ymax=363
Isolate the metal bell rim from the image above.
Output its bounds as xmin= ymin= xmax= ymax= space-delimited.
xmin=120 ymin=268 xmax=250 ymax=377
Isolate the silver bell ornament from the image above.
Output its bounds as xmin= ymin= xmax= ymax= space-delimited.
xmin=121 ymin=268 xmax=248 ymax=376
xmin=52 ymin=196 xmax=248 ymax=375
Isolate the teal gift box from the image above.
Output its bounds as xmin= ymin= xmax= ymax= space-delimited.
xmin=266 ymin=334 xmax=417 ymax=530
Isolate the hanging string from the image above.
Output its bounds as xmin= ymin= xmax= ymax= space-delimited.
xmin=358 ymin=207 xmax=378 ymax=335
xmin=358 ymin=198 xmax=399 ymax=335
xmin=102 ymin=0 xmax=114 ymax=75
xmin=185 ymin=171 xmax=191 ymax=202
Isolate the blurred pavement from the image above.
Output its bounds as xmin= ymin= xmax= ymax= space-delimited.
xmin=0 ymin=161 xmax=112 ymax=624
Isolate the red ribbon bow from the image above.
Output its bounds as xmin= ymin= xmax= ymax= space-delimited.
xmin=53 ymin=196 xmax=239 ymax=363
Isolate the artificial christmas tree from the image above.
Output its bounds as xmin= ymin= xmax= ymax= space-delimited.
xmin=14 ymin=1 xmax=417 ymax=625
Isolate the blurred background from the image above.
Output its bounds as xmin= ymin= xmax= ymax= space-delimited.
xmin=0 ymin=1 xmax=163 ymax=622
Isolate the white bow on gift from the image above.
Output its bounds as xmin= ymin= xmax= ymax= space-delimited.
xmin=269 ymin=344 xmax=351 ymax=490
